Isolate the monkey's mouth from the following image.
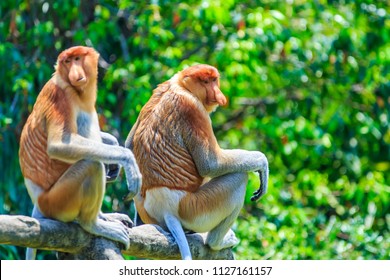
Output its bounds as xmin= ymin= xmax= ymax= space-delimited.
xmin=71 ymin=77 xmax=87 ymax=87
xmin=206 ymin=99 xmax=218 ymax=105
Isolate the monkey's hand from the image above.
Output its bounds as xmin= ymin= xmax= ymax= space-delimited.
xmin=105 ymin=163 xmax=121 ymax=182
xmin=122 ymin=150 xmax=142 ymax=201
xmin=251 ymin=169 xmax=268 ymax=202
xmin=101 ymin=132 xmax=122 ymax=182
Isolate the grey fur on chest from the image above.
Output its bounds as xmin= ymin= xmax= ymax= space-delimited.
xmin=77 ymin=111 xmax=98 ymax=138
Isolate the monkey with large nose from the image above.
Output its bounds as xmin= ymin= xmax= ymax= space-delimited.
xmin=126 ymin=64 xmax=269 ymax=260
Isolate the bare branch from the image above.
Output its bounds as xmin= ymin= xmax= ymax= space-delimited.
xmin=0 ymin=215 xmax=234 ymax=260
xmin=125 ymin=224 xmax=234 ymax=260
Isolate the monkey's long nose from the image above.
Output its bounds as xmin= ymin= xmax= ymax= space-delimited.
xmin=214 ymin=87 xmax=227 ymax=106
xmin=69 ymin=68 xmax=87 ymax=86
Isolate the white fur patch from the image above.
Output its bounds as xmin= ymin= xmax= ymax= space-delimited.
xmin=143 ymin=187 xmax=186 ymax=227
xmin=25 ymin=178 xmax=44 ymax=204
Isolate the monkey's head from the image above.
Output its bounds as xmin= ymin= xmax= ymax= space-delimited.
xmin=179 ymin=64 xmax=227 ymax=112
xmin=56 ymin=46 xmax=99 ymax=92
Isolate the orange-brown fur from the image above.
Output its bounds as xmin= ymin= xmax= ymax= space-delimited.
xmin=132 ymin=85 xmax=204 ymax=197
xmin=19 ymin=47 xmax=99 ymax=192
xmin=127 ymin=64 xmax=268 ymax=259
xmin=134 ymin=196 xmax=158 ymax=224
xmin=178 ymin=181 xmax=230 ymax=222
xmin=19 ymin=81 xmax=72 ymax=191
xmin=127 ymin=64 xmax=230 ymax=223
xmin=19 ymin=46 xmax=139 ymax=259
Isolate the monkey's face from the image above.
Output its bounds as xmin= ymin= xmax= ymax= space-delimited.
xmin=57 ymin=46 xmax=99 ymax=91
xmin=180 ymin=65 xmax=227 ymax=112
xmin=65 ymin=56 xmax=88 ymax=88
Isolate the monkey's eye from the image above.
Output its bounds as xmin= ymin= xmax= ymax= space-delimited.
xmin=203 ymin=80 xmax=209 ymax=84
xmin=212 ymin=78 xmax=217 ymax=82
xmin=64 ymin=59 xmax=71 ymax=64
xmin=74 ymin=56 xmax=80 ymax=61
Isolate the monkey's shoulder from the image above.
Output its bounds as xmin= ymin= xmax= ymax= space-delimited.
xmin=137 ymin=89 xmax=211 ymax=141
xmin=163 ymin=91 xmax=210 ymax=123
xmin=175 ymin=94 xmax=212 ymax=131
xmin=33 ymin=79 xmax=72 ymax=119
xmin=20 ymin=81 xmax=58 ymax=135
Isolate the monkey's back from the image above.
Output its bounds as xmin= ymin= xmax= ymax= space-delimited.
xmin=19 ymin=81 xmax=71 ymax=191
xmin=132 ymin=88 xmax=203 ymax=195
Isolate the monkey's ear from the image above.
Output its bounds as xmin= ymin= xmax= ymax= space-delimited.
xmin=179 ymin=76 xmax=191 ymax=89
xmin=57 ymin=54 xmax=67 ymax=64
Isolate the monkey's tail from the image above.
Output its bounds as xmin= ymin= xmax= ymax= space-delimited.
xmin=164 ymin=214 xmax=192 ymax=260
xmin=26 ymin=247 xmax=37 ymax=260
xmin=26 ymin=205 xmax=42 ymax=259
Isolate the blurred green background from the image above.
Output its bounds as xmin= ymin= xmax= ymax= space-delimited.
xmin=0 ymin=0 xmax=389 ymax=260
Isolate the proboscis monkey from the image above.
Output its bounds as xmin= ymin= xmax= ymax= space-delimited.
xmin=19 ymin=46 xmax=142 ymax=259
xmin=125 ymin=64 xmax=269 ymax=260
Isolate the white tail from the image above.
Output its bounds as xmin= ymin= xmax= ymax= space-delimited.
xmin=164 ymin=214 xmax=192 ymax=260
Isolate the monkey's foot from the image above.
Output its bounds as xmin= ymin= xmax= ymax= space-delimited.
xmin=99 ymin=212 xmax=133 ymax=228
xmin=82 ymin=219 xmax=130 ymax=249
xmin=207 ymin=229 xmax=239 ymax=251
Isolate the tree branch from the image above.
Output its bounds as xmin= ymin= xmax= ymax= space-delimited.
xmin=0 ymin=215 xmax=234 ymax=260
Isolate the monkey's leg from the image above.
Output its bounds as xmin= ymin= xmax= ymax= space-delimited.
xmin=205 ymin=173 xmax=247 ymax=250
xmin=180 ymin=172 xmax=248 ymax=251
xmin=37 ymin=160 xmax=130 ymax=249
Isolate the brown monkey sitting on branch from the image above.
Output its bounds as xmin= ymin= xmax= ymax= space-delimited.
xmin=19 ymin=46 xmax=142 ymax=259
xmin=125 ymin=64 xmax=268 ymax=260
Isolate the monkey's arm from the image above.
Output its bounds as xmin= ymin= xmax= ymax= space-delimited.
xmin=47 ymin=133 xmax=130 ymax=164
xmin=124 ymin=120 xmax=140 ymax=150
xmin=100 ymin=131 xmax=119 ymax=146
xmin=192 ymin=142 xmax=268 ymax=200
xmin=213 ymin=148 xmax=269 ymax=201
xmin=184 ymin=114 xmax=268 ymax=200
xmin=191 ymin=140 xmax=268 ymax=178
xmin=47 ymin=129 xmax=141 ymax=197
xmin=100 ymin=132 xmax=121 ymax=182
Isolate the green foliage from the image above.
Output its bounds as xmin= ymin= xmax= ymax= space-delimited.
xmin=0 ymin=0 xmax=389 ymax=259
